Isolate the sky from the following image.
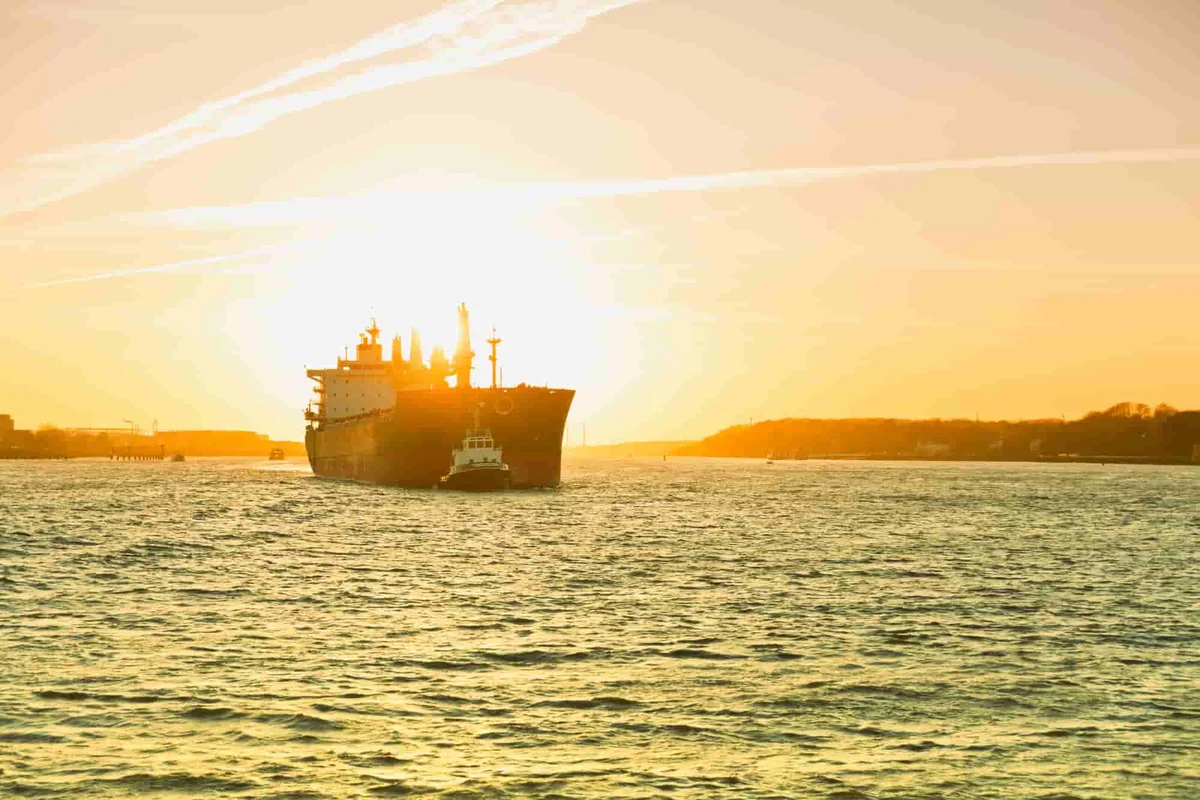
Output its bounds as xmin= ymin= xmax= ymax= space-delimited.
xmin=1 ymin=0 xmax=1198 ymax=442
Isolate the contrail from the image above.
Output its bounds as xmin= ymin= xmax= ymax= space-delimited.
xmin=0 ymin=0 xmax=643 ymax=219
xmin=548 ymin=146 xmax=1200 ymax=200
xmin=26 ymin=246 xmax=283 ymax=288
xmin=122 ymin=146 xmax=1200 ymax=228
xmin=29 ymin=145 xmax=1199 ymax=288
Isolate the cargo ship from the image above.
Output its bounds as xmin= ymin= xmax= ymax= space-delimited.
xmin=304 ymin=305 xmax=574 ymax=488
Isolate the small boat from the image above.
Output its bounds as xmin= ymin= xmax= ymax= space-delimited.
xmin=440 ymin=421 xmax=510 ymax=492
xmin=169 ymin=452 xmax=185 ymax=462
xmin=268 ymin=448 xmax=286 ymax=461
xmin=766 ymin=451 xmax=775 ymax=464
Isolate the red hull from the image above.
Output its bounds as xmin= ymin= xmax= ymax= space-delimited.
xmin=305 ymin=386 xmax=573 ymax=489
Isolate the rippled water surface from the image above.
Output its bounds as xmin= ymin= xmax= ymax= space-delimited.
xmin=2 ymin=457 xmax=1197 ymax=798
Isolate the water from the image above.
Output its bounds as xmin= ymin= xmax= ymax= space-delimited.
xmin=1 ymin=457 xmax=1197 ymax=798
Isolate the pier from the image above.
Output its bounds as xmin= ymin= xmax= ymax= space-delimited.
xmin=110 ymin=444 xmax=166 ymax=461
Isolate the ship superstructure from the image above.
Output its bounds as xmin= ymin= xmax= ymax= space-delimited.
xmin=304 ymin=305 xmax=573 ymax=488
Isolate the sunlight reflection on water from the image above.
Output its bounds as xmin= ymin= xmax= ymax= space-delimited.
xmin=1 ymin=457 xmax=1197 ymax=798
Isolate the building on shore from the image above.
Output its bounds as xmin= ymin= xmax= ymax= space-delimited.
xmin=0 ymin=415 xmax=65 ymax=459
xmin=1 ymin=416 xmax=303 ymax=459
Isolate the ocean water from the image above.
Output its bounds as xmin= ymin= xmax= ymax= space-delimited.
xmin=1 ymin=456 xmax=1196 ymax=799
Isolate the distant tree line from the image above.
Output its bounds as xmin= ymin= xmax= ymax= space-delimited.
xmin=672 ymin=402 xmax=1200 ymax=462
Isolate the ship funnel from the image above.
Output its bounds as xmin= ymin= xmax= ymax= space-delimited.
xmin=409 ymin=328 xmax=424 ymax=368
xmin=430 ymin=345 xmax=450 ymax=387
xmin=453 ymin=303 xmax=474 ymax=389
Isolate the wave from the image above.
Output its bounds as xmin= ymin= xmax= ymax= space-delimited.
xmin=479 ymin=649 xmax=593 ymax=665
xmin=182 ymin=706 xmax=245 ymax=720
xmin=34 ymin=690 xmax=173 ymax=704
xmin=178 ymin=587 xmax=252 ymax=597
xmin=252 ymin=713 xmax=344 ymax=732
xmin=394 ymin=659 xmax=492 ymax=672
xmin=91 ymin=772 xmax=259 ymax=793
xmin=0 ymin=731 xmax=68 ymax=743
xmin=533 ymin=696 xmax=644 ymax=710
xmin=660 ymin=648 xmax=745 ymax=660
xmin=336 ymin=751 xmax=414 ymax=767
xmin=366 ymin=780 xmax=440 ymax=796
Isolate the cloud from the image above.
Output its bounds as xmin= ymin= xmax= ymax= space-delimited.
xmin=26 ymin=145 xmax=1200 ymax=289
xmin=0 ymin=0 xmax=643 ymax=219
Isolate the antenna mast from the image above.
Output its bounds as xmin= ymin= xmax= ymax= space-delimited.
xmin=486 ymin=327 xmax=502 ymax=390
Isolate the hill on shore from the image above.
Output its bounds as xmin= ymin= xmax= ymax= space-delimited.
xmin=670 ymin=402 xmax=1200 ymax=462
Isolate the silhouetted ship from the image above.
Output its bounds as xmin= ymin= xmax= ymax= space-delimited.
xmin=304 ymin=305 xmax=574 ymax=488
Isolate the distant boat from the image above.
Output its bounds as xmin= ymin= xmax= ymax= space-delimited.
xmin=268 ymin=448 xmax=286 ymax=461
xmin=766 ymin=451 xmax=775 ymax=464
xmin=440 ymin=420 xmax=510 ymax=492
xmin=169 ymin=452 xmax=185 ymax=462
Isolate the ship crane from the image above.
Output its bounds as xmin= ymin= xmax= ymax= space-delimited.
xmin=486 ymin=328 xmax=501 ymax=390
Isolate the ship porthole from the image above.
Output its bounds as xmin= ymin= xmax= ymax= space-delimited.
xmin=495 ymin=396 xmax=514 ymax=416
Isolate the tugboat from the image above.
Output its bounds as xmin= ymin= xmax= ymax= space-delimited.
xmin=268 ymin=448 xmax=286 ymax=461
xmin=169 ymin=452 xmax=185 ymax=462
xmin=440 ymin=412 xmax=511 ymax=491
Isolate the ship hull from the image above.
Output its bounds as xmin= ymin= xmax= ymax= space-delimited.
xmin=440 ymin=466 xmax=511 ymax=492
xmin=305 ymin=386 xmax=573 ymax=489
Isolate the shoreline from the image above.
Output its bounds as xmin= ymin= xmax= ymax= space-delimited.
xmin=568 ymin=451 xmax=1198 ymax=467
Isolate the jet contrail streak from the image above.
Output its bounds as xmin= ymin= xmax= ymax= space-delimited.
xmin=551 ymin=146 xmax=1200 ymax=200
xmin=28 ymin=145 xmax=1199 ymax=288
xmin=26 ymin=247 xmax=280 ymax=288
xmin=122 ymin=147 xmax=1200 ymax=228
xmin=1 ymin=0 xmax=644 ymax=219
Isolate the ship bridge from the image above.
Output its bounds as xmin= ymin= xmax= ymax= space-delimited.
xmin=307 ymin=320 xmax=395 ymax=423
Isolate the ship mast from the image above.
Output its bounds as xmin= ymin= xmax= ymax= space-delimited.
xmin=486 ymin=327 xmax=501 ymax=390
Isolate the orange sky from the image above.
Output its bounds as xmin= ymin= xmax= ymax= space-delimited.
xmin=2 ymin=0 xmax=1198 ymax=442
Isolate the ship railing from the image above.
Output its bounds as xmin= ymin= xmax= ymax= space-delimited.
xmin=335 ymin=359 xmax=391 ymax=371
xmin=317 ymin=406 xmax=394 ymax=427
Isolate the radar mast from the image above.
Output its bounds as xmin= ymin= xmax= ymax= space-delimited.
xmin=486 ymin=327 xmax=502 ymax=389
